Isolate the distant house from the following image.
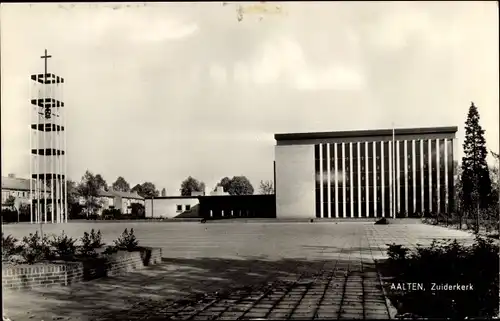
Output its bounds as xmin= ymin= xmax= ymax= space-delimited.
xmin=210 ymin=185 xmax=229 ymax=196
xmin=80 ymin=189 xmax=145 ymax=215
xmin=108 ymin=190 xmax=145 ymax=214
xmin=1 ymin=174 xmax=51 ymax=210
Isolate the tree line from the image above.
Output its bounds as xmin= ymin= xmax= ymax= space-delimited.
xmin=67 ymin=172 xmax=274 ymax=217
xmin=179 ymin=176 xmax=274 ymax=196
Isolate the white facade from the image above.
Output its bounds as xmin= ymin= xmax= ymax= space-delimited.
xmin=145 ymin=197 xmax=200 ymax=219
xmin=275 ymin=145 xmax=316 ymax=219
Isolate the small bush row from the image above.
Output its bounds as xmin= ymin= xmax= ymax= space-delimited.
xmin=102 ymin=207 xmax=146 ymax=220
xmin=1 ymin=228 xmax=141 ymax=264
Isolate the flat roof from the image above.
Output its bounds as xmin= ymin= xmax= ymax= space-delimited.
xmin=275 ymin=126 xmax=458 ymax=142
xmin=144 ymin=196 xmax=199 ymax=200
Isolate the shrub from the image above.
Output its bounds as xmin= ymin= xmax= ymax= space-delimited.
xmin=80 ymin=229 xmax=104 ymax=257
xmin=49 ymin=231 xmax=77 ymax=260
xmin=1 ymin=233 xmax=20 ymax=261
xmin=375 ymin=217 xmax=389 ymax=225
xmin=69 ymin=203 xmax=85 ymax=219
xmin=113 ymin=228 xmax=139 ymax=251
xmin=131 ymin=203 xmax=145 ymax=218
xmin=19 ymin=231 xmax=52 ymax=264
xmin=386 ymin=243 xmax=409 ymax=262
xmin=102 ymin=208 xmax=121 ymax=220
xmin=1 ymin=209 xmax=18 ymax=223
xmin=384 ymin=236 xmax=499 ymax=319
xmin=18 ymin=204 xmax=31 ymax=222
xmin=103 ymin=245 xmax=119 ymax=255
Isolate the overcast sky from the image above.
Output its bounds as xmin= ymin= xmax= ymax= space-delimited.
xmin=1 ymin=1 xmax=498 ymax=195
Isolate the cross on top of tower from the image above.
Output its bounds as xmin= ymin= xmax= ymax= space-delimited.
xmin=40 ymin=49 xmax=52 ymax=80
xmin=41 ymin=49 xmax=52 ymax=60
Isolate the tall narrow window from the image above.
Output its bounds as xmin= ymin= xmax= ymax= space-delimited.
xmin=315 ymin=144 xmax=321 ymax=218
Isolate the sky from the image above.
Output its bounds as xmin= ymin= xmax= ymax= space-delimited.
xmin=1 ymin=1 xmax=498 ymax=195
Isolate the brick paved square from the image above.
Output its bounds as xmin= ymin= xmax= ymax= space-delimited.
xmin=2 ymin=222 xmax=478 ymax=321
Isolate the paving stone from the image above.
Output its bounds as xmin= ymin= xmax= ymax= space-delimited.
xmin=253 ymin=303 xmax=274 ymax=309
xmin=365 ymin=308 xmax=389 ymax=315
xmin=242 ymin=311 xmax=268 ymax=317
xmin=219 ymin=311 xmax=245 ymax=319
xmin=317 ymin=305 xmax=340 ymax=311
xmin=274 ymin=303 xmax=296 ymax=309
xmin=316 ymin=311 xmax=339 ymax=318
xmin=246 ymin=308 xmax=271 ymax=313
xmin=208 ymin=306 xmax=228 ymax=312
xmin=341 ymin=306 xmax=364 ymax=313
xmin=266 ymin=311 xmax=290 ymax=319
xmin=289 ymin=313 xmax=315 ymax=319
xmin=191 ymin=316 xmax=214 ymax=320
xmin=339 ymin=313 xmax=364 ymax=319
xmin=365 ymin=313 xmax=390 ymax=319
xmin=299 ymin=300 xmax=321 ymax=306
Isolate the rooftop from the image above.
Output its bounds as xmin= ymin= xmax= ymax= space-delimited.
xmin=274 ymin=126 xmax=458 ymax=142
xmin=2 ymin=176 xmax=51 ymax=192
xmin=97 ymin=189 xmax=144 ymax=200
xmin=108 ymin=190 xmax=144 ymax=200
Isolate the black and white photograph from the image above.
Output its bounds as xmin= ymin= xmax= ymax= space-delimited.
xmin=1 ymin=1 xmax=499 ymax=320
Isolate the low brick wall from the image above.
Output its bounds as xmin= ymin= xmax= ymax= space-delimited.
xmin=2 ymin=262 xmax=83 ymax=289
xmin=2 ymin=247 xmax=162 ymax=290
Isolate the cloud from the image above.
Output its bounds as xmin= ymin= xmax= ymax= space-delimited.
xmin=365 ymin=3 xmax=462 ymax=54
xmin=294 ymin=64 xmax=365 ymax=92
xmin=209 ymin=64 xmax=228 ymax=85
xmin=237 ymin=36 xmax=365 ymax=91
xmin=367 ymin=6 xmax=432 ymax=51
xmin=60 ymin=6 xmax=200 ymax=44
xmin=129 ymin=21 xmax=199 ymax=43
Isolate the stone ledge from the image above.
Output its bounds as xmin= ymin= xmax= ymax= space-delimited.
xmin=2 ymin=247 xmax=162 ymax=291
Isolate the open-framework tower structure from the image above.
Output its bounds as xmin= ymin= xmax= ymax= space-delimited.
xmin=30 ymin=49 xmax=67 ymax=224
